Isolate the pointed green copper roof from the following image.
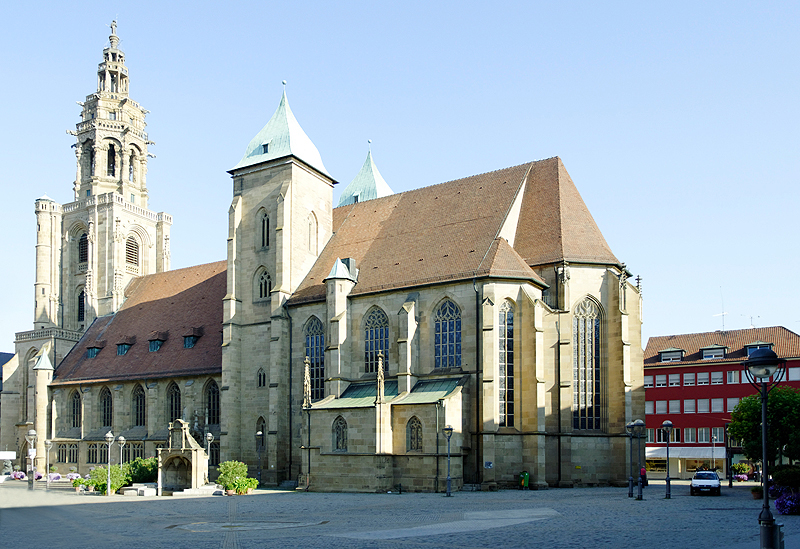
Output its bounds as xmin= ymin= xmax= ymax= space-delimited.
xmin=337 ymin=150 xmax=393 ymax=206
xmin=233 ymin=89 xmax=330 ymax=177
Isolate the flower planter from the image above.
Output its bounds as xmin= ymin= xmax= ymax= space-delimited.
xmin=752 ymin=490 xmax=763 ymax=499
xmin=226 ymin=489 xmax=236 ymax=496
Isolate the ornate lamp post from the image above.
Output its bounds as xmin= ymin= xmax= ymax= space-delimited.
xmin=118 ymin=435 xmax=126 ymax=467
xmin=743 ymin=348 xmax=785 ymax=549
xmin=25 ymin=429 xmax=37 ymax=491
xmin=442 ymin=425 xmax=454 ymax=497
xmin=661 ymin=420 xmax=673 ymax=499
xmin=626 ymin=421 xmax=635 ymax=497
xmin=206 ymin=432 xmax=214 ymax=464
xmin=44 ymin=440 xmax=53 ymax=491
xmin=104 ymin=431 xmax=114 ymax=496
xmin=631 ymin=419 xmax=645 ymax=500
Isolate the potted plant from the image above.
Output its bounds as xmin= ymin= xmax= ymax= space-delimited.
xmin=231 ymin=476 xmax=259 ymax=495
xmin=216 ymin=460 xmax=256 ymax=495
xmin=751 ymin=486 xmax=764 ymax=499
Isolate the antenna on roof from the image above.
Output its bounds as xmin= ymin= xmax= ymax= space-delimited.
xmin=713 ymin=287 xmax=727 ymax=330
xmin=741 ymin=315 xmax=760 ymax=329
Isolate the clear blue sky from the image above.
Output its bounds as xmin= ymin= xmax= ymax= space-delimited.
xmin=2 ymin=1 xmax=799 ymax=350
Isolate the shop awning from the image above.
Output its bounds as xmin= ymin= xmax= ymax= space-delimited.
xmin=646 ymin=447 xmax=726 ymax=459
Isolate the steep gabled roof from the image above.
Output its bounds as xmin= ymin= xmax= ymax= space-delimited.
xmin=513 ymin=157 xmax=618 ymax=266
xmin=337 ymin=151 xmax=394 ymax=206
xmin=289 ymin=162 xmax=549 ymax=305
xmin=52 ymin=261 xmax=226 ymax=385
xmin=231 ymin=90 xmax=330 ymax=177
xmin=644 ymin=326 xmax=800 ymax=367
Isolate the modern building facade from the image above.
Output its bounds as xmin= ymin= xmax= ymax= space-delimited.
xmin=643 ymin=326 xmax=800 ymax=479
xmin=1 ymin=23 xmax=645 ymax=492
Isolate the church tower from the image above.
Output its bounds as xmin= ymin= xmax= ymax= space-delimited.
xmin=221 ymin=87 xmax=335 ymax=482
xmin=3 ymin=23 xmax=172 ymax=463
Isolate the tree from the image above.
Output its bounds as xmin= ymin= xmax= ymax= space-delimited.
xmin=729 ymin=385 xmax=800 ymax=465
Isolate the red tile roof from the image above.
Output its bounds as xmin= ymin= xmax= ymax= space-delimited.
xmin=52 ymin=261 xmax=226 ymax=385
xmin=644 ymin=326 xmax=800 ymax=367
xmin=290 ymin=157 xmax=619 ymax=305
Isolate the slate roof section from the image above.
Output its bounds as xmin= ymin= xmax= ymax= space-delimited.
xmin=52 ymin=261 xmax=226 ymax=385
xmin=289 ymin=158 xmax=617 ymax=305
xmin=644 ymin=326 xmax=800 ymax=367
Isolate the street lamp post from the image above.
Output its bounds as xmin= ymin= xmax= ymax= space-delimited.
xmin=118 ymin=436 xmax=126 ymax=467
xmin=661 ymin=420 xmax=673 ymax=499
xmin=442 ymin=425 xmax=453 ymax=497
xmin=631 ymin=419 xmax=645 ymax=500
xmin=726 ymin=424 xmax=733 ymax=488
xmin=24 ymin=429 xmax=37 ymax=491
xmin=206 ymin=432 xmax=214 ymax=465
xmin=104 ymin=431 xmax=114 ymax=496
xmin=744 ymin=348 xmax=785 ymax=549
xmin=625 ymin=421 xmax=635 ymax=498
xmin=44 ymin=440 xmax=53 ymax=491
xmin=712 ymin=434 xmax=717 ymax=471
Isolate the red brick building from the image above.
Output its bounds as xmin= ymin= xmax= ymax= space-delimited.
xmin=643 ymin=327 xmax=800 ymax=479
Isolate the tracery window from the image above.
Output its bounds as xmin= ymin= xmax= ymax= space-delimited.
xmin=209 ymin=442 xmax=220 ymax=466
xmin=78 ymin=290 xmax=85 ymax=323
xmin=68 ymin=444 xmax=78 ymax=463
xmin=257 ymin=209 xmax=269 ymax=248
xmin=167 ymin=382 xmax=181 ymax=423
xmin=364 ymin=307 xmax=389 ymax=373
xmin=132 ymin=384 xmax=146 ymax=427
xmin=256 ymin=417 xmax=266 ymax=451
xmin=70 ymin=390 xmax=82 ymax=428
xmin=126 ymin=236 xmax=139 ymax=266
xmin=573 ymin=297 xmax=603 ymax=430
xmin=304 ymin=317 xmax=325 ymax=401
xmin=255 ymin=268 xmax=271 ymax=301
xmin=206 ymin=380 xmax=220 ymax=425
xmin=499 ymin=300 xmax=515 ymax=427
xmin=78 ymin=233 xmax=88 ymax=263
xmin=257 ymin=368 xmax=266 ymax=388
xmin=99 ymin=442 xmax=108 ymax=464
xmin=57 ymin=444 xmax=67 ymax=463
xmin=333 ymin=416 xmax=348 ymax=452
xmin=406 ymin=416 xmax=423 ymax=452
xmin=130 ymin=442 xmax=144 ymax=461
xmin=434 ymin=299 xmax=461 ymax=368
xmin=87 ymin=443 xmax=98 ymax=464
xmin=100 ymin=386 xmax=113 ymax=427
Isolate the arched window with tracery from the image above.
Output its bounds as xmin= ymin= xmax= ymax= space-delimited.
xmin=364 ymin=307 xmax=389 ymax=373
xmin=167 ymin=382 xmax=181 ymax=423
xmin=499 ymin=300 xmax=515 ymax=427
xmin=573 ymin=297 xmax=603 ymax=431
xmin=78 ymin=233 xmax=88 ymax=263
xmin=70 ymin=390 xmax=82 ymax=429
xmin=255 ymin=268 xmax=271 ymax=301
xmin=132 ymin=384 xmax=146 ymax=427
xmin=206 ymin=380 xmax=220 ymax=426
xmin=256 ymin=417 xmax=266 ymax=451
xmin=257 ymin=368 xmax=266 ymax=388
xmin=406 ymin=416 xmax=423 ymax=452
xmin=126 ymin=236 xmax=139 ymax=267
xmin=107 ymin=144 xmax=116 ymax=177
xmin=77 ymin=290 xmax=85 ymax=323
xmin=304 ymin=317 xmax=325 ymax=401
xmin=99 ymin=386 xmax=113 ymax=427
xmin=257 ymin=209 xmax=269 ymax=248
xmin=434 ymin=299 xmax=461 ymax=368
xmin=333 ymin=416 xmax=347 ymax=452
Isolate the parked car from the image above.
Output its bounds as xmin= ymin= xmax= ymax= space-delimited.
xmin=690 ymin=471 xmax=721 ymax=496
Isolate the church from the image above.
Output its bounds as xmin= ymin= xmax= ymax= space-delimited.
xmin=1 ymin=24 xmax=645 ymax=491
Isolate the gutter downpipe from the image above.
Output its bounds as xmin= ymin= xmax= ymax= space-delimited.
xmin=473 ymin=277 xmax=482 ymax=485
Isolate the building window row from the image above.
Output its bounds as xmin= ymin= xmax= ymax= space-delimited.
xmin=645 ymin=369 xmax=753 ymax=389
xmin=645 ymin=398 xmax=726 ymax=414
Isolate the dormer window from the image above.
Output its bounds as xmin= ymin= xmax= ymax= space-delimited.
xmin=746 ymin=342 xmax=773 ymax=357
xmin=149 ymin=331 xmax=168 ymax=352
xmin=659 ymin=348 xmax=684 ymax=362
xmin=262 ymin=143 xmax=269 ymax=154
xmin=87 ymin=347 xmax=100 ymax=358
xmin=184 ymin=335 xmax=199 ymax=349
xmin=117 ymin=343 xmax=131 ymax=356
xmin=701 ymin=345 xmax=726 ymax=360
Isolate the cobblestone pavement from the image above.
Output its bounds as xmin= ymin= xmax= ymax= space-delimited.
xmin=0 ymin=480 xmax=797 ymax=548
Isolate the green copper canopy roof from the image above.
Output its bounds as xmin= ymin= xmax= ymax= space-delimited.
xmin=233 ymin=90 xmax=330 ymax=177
xmin=337 ymin=150 xmax=393 ymax=206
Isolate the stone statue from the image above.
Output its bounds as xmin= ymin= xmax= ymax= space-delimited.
xmin=111 ymin=20 xmax=117 ymax=35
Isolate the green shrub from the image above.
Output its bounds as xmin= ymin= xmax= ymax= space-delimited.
xmin=231 ymin=476 xmax=258 ymax=495
xmin=127 ymin=457 xmax=158 ymax=483
xmin=217 ymin=460 xmax=250 ymax=491
xmin=731 ymin=463 xmax=749 ymax=475
xmin=773 ymin=466 xmax=800 ymax=489
xmin=88 ymin=464 xmax=131 ymax=495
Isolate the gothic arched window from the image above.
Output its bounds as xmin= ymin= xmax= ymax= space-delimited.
xmin=499 ymin=300 xmax=515 ymax=427
xmin=99 ymin=386 xmax=113 ymax=427
xmin=304 ymin=317 xmax=325 ymax=401
xmin=254 ymin=268 xmax=271 ymax=301
xmin=257 ymin=368 xmax=266 ymax=388
xmin=70 ymin=390 xmax=82 ymax=429
xmin=77 ymin=290 xmax=85 ymax=322
xmin=333 ymin=416 xmax=347 ymax=452
xmin=167 ymin=382 xmax=181 ymax=423
xmin=78 ymin=233 xmax=88 ymax=263
xmin=126 ymin=236 xmax=139 ymax=266
xmin=406 ymin=416 xmax=423 ymax=452
xmin=206 ymin=380 xmax=220 ymax=426
xmin=434 ymin=299 xmax=461 ymax=368
xmin=573 ymin=297 xmax=603 ymax=431
xmin=364 ymin=307 xmax=389 ymax=373
xmin=256 ymin=417 xmax=266 ymax=451
xmin=257 ymin=209 xmax=269 ymax=248
xmin=132 ymin=384 xmax=146 ymax=427
xmin=107 ymin=144 xmax=116 ymax=177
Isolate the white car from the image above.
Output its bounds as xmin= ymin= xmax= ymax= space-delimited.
xmin=690 ymin=471 xmax=721 ymax=496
